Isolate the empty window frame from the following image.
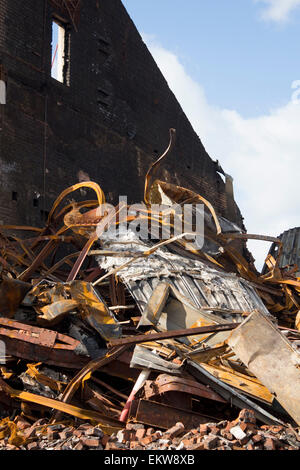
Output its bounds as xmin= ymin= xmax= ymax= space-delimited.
xmin=51 ymin=19 xmax=70 ymax=85
xmin=0 ymin=80 xmax=5 ymax=105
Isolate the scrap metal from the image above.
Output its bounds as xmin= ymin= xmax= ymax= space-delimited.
xmin=0 ymin=129 xmax=299 ymax=450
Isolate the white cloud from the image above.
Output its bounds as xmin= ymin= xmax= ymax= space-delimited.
xmin=255 ymin=0 xmax=300 ymax=22
xmin=144 ymin=36 xmax=300 ymax=270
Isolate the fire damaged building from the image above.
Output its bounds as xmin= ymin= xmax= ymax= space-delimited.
xmin=2 ymin=1 xmax=300 ymax=452
xmin=0 ymin=0 xmax=243 ymax=230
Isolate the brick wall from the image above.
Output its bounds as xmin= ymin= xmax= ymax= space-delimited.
xmin=0 ymin=0 xmax=244 ymax=230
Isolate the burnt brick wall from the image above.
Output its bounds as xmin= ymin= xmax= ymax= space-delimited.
xmin=0 ymin=0 xmax=244 ymax=229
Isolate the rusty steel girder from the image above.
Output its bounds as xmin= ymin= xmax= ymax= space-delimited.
xmin=128 ymin=399 xmax=218 ymax=430
xmin=0 ymin=318 xmax=89 ymax=369
xmin=143 ymin=374 xmax=226 ymax=405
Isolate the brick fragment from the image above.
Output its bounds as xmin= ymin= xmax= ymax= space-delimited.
xmin=252 ymin=434 xmax=264 ymax=444
xmin=146 ymin=428 xmax=155 ymax=436
xmin=141 ymin=436 xmax=154 ymax=446
xmin=238 ymin=409 xmax=256 ymax=424
xmin=59 ymin=429 xmax=74 ymax=440
xmin=27 ymin=441 xmax=39 ymax=450
xmin=101 ymin=435 xmax=110 ymax=446
xmin=116 ymin=429 xmax=132 ymax=443
xmin=126 ymin=423 xmax=145 ymax=431
xmin=182 ymin=438 xmax=195 ymax=448
xmin=130 ymin=441 xmax=144 ymax=450
xmin=15 ymin=416 xmax=31 ymax=430
xmin=209 ymin=425 xmax=220 ymax=436
xmin=188 ymin=442 xmax=205 ymax=451
xmin=105 ymin=442 xmax=127 ymax=450
xmin=264 ymin=438 xmax=276 ymax=451
xmin=47 ymin=430 xmax=60 ymax=441
xmin=203 ymin=436 xmax=219 ymax=450
xmin=220 ymin=430 xmax=234 ymax=440
xmin=73 ymin=441 xmax=84 ymax=450
xmin=239 ymin=421 xmax=256 ymax=434
xmin=199 ymin=424 xmax=209 ymax=436
xmin=88 ymin=427 xmax=103 ymax=438
xmin=23 ymin=426 xmax=37 ymax=438
xmin=33 ymin=419 xmax=48 ymax=427
xmin=165 ymin=422 xmax=185 ymax=438
xmin=80 ymin=437 xmax=101 ymax=448
xmin=135 ymin=428 xmax=146 ymax=440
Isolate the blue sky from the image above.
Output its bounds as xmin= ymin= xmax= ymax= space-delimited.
xmin=123 ymin=0 xmax=300 ymax=117
xmin=122 ymin=0 xmax=300 ymax=270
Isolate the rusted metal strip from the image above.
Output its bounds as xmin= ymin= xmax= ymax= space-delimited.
xmin=144 ymin=374 xmax=226 ymax=404
xmin=0 ymin=377 xmax=123 ymax=433
xmin=0 ymin=318 xmax=89 ymax=369
xmin=108 ymin=323 xmax=239 ymax=348
xmin=129 ymin=399 xmax=218 ymax=430
xmin=51 ymin=345 xmax=130 ymax=423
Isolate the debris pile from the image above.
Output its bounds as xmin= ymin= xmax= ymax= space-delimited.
xmin=1 ymin=129 xmax=300 ymax=451
xmin=1 ymin=409 xmax=300 ymax=451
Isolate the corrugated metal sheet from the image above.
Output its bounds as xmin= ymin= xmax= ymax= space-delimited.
xmin=97 ymin=229 xmax=269 ymax=321
xmin=262 ymin=227 xmax=300 ymax=275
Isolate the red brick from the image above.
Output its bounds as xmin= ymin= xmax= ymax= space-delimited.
xmin=238 ymin=409 xmax=256 ymax=424
xmin=210 ymin=425 xmax=220 ymax=435
xmin=239 ymin=422 xmax=256 ymax=433
xmin=264 ymin=438 xmax=276 ymax=451
xmin=6 ymin=444 xmax=20 ymax=450
xmin=182 ymin=438 xmax=195 ymax=448
xmin=165 ymin=422 xmax=185 ymax=438
xmin=269 ymin=426 xmax=284 ymax=434
xmin=73 ymin=441 xmax=84 ymax=450
xmin=126 ymin=423 xmax=145 ymax=431
xmin=204 ymin=436 xmax=219 ymax=450
xmin=32 ymin=419 xmax=48 ymax=428
xmin=47 ymin=430 xmax=60 ymax=441
xmin=199 ymin=424 xmax=209 ymax=436
xmin=238 ymin=436 xmax=250 ymax=446
xmin=27 ymin=442 xmax=39 ymax=451
xmin=191 ymin=428 xmax=199 ymax=435
xmin=101 ymin=435 xmax=110 ymax=446
xmin=78 ymin=423 xmax=92 ymax=430
xmin=135 ymin=428 xmax=146 ymax=440
xmin=80 ymin=437 xmax=101 ymax=448
xmin=15 ymin=416 xmax=31 ymax=431
xmin=59 ymin=429 xmax=73 ymax=440
xmin=23 ymin=426 xmax=37 ymax=438
xmin=130 ymin=442 xmax=144 ymax=450
xmin=220 ymin=430 xmax=234 ymax=440
xmin=141 ymin=436 xmax=154 ymax=446
xmin=146 ymin=428 xmax=155 ymax=436
xmin=105 ymin=442 xmax=123 ymax=450
xmin=187 ymin=442 xmax=205 ymax=450
xmin=252 ymin=434 xmax=264 ymax=444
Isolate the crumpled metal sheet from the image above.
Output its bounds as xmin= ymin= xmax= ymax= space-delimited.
xmin=137 ymin=281 xmax=242 ymax=348
xmin=28 ymin=280 xmax=122 ymax=341
xmin=96 ymin=228 xmax=269 ymax=319
xmin=228 ymin=310 xmax=300 ymax=426
xmin=130 ymin=345 xmax=184 ymax=375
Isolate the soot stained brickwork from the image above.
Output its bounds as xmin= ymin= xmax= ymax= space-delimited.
xmin=0 ymin=0 xmax=244 ymax=230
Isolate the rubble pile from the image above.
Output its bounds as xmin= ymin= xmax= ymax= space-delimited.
xmin=1 ymin=409 xmax=300 ymax=451
xmin=1 ymin=130 xmax=300 ymax=451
